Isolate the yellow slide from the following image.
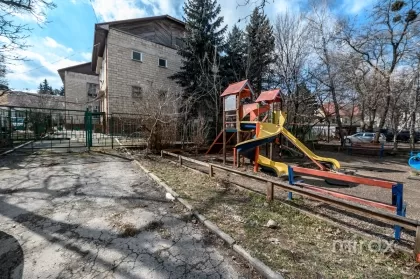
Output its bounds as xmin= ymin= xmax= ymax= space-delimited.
xmin=236 ymin=111 xmax=340 ymax=176
xmin=257 ymin=154 xmax=289 ymax=177
xmin=277 ymin=113 xmax=341 ymax=170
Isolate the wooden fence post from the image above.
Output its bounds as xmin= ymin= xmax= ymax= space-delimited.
xmin=415 ymin=226 xmax=420 ymax=263
xmin=209 ymin=164 xmax=214 ymax=177
xmin=266 ymin=181 xmax=274 ymax=202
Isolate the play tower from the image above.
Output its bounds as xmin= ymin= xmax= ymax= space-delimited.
xmin=206 ymin=80 xmax=340 ymax=176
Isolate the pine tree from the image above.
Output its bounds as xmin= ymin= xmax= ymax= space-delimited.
xmin=245 ymin=8 xmax=275 ymax=96
xmin=59 ymin=86 xmax=65 ymax=96
xmin=38 ymin=83 xmax=44 ymax=94
xmin=224 ymin=25 xmax=247 ymax=83
xmin=38 ymin=79 xmax=53 ymax=94
xmin=170 ymin=0 xmax=227 ymax=105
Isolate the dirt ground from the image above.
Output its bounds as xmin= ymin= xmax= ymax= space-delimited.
xmin=138 ymin=154 xmax=420 ymax=279
xmin=0 ymin=150 xmax=256 ymax=278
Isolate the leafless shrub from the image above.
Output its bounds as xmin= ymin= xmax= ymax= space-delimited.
xmin=132 ymin=85 xmax=183 ymax=154
xmin=190 ymin=114 xmax=210 ymax=154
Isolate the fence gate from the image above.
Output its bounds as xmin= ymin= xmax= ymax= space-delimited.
xmin=0 ymin=106 xmax=90 ymax=153
xmin=84 ymin=111 xmax=108 ymax=149
xmin=0 ymin=106 xmax=182 ymax=154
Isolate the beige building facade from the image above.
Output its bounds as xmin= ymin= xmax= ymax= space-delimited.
xmin=58 ymin=62 xmax=100 ymax=112
xmin=91 ymin=15 xmax=185 ymax=115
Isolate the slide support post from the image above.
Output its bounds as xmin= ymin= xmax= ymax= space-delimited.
xmin=392 ymin=183 xmax=404 ymax=240
xmin=287 ymin=165 xmax=294 ymax=200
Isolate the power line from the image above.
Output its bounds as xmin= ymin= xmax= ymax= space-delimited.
xmin=14 ymin=45 xmax=95 ymax=75
xmin=19 ymin=52 xmax=78 ymax=74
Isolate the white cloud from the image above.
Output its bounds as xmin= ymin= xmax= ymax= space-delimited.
xmin=342 ymin=0 xmax=375 ymax=14
xmin=218 ymin=0 xmax=301 ymax=31
xmin=90 ymin=0 xmax=183 ymax=22
xmin=91 ymin=0 xmax=148 ymax=21
xmin=81 ymin=52 xmax=92 ymax=61
xmin=44 ymin=37 xmax=73 ymax=52
xmin=6 ymin=38 xmax=85 ymax=91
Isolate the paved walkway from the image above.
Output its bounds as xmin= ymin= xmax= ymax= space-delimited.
xmin=0 ymin=151 xmax=248 ymax=278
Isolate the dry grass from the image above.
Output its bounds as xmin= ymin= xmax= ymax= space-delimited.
xmin=140 ymin=155 xmax=419 ymax=279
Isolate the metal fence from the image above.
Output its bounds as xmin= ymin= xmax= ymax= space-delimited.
xmin=0 ymin=106 xmax=192 ymax=153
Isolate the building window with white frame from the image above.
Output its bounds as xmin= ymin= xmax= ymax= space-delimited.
xmin=132 ymin=51 xmax=143 ymax=62
xmin=158 ymin=58 xmax=167 ymax=68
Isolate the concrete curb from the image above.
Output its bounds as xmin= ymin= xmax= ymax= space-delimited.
xmin=177 ymin=197 xmax=194 ymax=211
xmin=132 ymin=159 xmax=283 ymax=279
xmin=233 ymin=244 xmax=284 ymax=279
xmin=203 ymin=219 xmax=236 ymax=246
xmin=133 ymin=160 xmax=179 ymax=198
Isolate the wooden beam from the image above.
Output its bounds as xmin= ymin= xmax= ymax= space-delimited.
xmin=292 ymin=166 xmax=395 ymax=189
xmin=296 ymin=182 xmax=396 ymax=212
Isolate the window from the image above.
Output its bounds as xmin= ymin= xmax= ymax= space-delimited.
xmin=132 ymin=86 xmax=143 ymax=98
xmin=87 ymin=83 xmax=98 ymax=97
xmin=132 ymin=51 xmax=143 ymax=62
xmin=158 ymin=58 xmax=167 ymax=68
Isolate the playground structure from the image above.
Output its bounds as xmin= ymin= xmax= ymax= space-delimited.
xmin=204 ymin=80 xmax=409 ymax=241
xmin=206 ymin=80 xmax=340 ymax=176
xmin=408 ymin=151 xmax=420 ymax=171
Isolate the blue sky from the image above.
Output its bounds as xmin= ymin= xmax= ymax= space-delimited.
xmin=6 ymin=0 xmax=374 ymax=92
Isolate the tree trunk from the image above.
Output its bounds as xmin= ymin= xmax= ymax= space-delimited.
xmin=410 ymin=73 xmax=419 ymax=150
xmin=410 ymin=112 xmax=416 ymax=150
xmin=375 ymin=76 xmax=391 ymax=142
xmin=327 ymin=121 xmax=330 ymax=143
xmin=393 ymin=132 xmax=398 ymax=151
xmin=360 ymin=100 xmax=366 ymax=132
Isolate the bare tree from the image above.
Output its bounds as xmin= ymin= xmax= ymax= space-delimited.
xmin=410 ymin=56 xmax=420 ymax=149
xmin=307 ymin=2 xmax=345 ymax=144
xmin=274 ymin=11 xmax=311 ymax=129
xmin=0 ymin=0 xmax=56 ymax=63
xmin=341 ymin=0 xmax=420 ymax=141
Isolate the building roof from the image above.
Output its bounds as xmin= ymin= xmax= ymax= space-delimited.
xmin=0 ymin=91 xmax=65 ymax=109
xmin=97 ymin=15 xmax=185 ymax=28
xmin=91 ymin=15 xmax=185 ymax=71
xmin=322 ymin=102 xmax=361 ymax=117
xmin=57 ymin=62 xmax=97 ymax=83
xmin=255 ymin=89 xmax=281 ymax=103
xmin=220 ymin=80 xmax=254 ymax=97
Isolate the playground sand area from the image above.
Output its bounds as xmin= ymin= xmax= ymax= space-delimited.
xmin=137 ymin=153 xmax=420 ymax=279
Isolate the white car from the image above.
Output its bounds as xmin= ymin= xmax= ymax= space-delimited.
xmin=344 ymin=132 xmax=386 ymax=145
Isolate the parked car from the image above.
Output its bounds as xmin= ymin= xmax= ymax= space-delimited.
xmin=385 ymin=130 xmax=420 ymax=143
xmin=344 ymin=132 xmax=386 ymax=145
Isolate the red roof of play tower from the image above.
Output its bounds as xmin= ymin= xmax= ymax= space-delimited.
xmin=255 ymin=89 xmax=282 ymax=103
xmin=220 ymin=80 xmax=254 ymax=97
